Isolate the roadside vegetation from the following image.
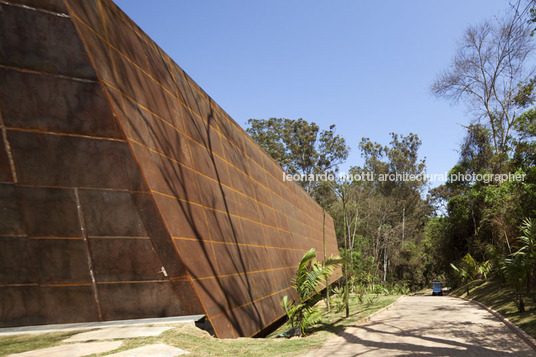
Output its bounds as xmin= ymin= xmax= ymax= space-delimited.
xmin=246 ymin=0 xmax=536 ymax=344
xmin=249 ymin=118 xmax=433 ymax=293
xmin=427 ymin=2 xmax=536 ymax=341
xmin=428 ymin=0 xmax=536 ymax=312
xmin=281 ymin=248 xmax=343 ymax=337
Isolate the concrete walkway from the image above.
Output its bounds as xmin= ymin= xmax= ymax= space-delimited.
xmin=4 ymin=321 xmax=198 ymax=357
xmin=0 ymin=315 xmax=205 ymax=337
xmin=309 ymin=295 xmax=536 ymax=356
xmin=63 ymin=326 xmax=174 ymax=342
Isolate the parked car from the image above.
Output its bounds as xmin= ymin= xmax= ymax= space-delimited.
xmin=432 ymin=281 xmax=443 ymax=296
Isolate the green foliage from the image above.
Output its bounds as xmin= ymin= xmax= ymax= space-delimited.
xmin=450 ymin=253 xmax=478 ymax=295
xmin=331 ymin=286 xmax=348 ymax=313
xmin=459 ymin=124 xmax=493 ymax=174
xmin=422 ymin=217 xmax=450 ymax=278
xmin=281 ymin=296 xmax=323 ymax=337
xmin=477 ymin=260 xmax=492 ymax=280
xmin=326 ymin=132 xmax=431 ymax=290
xmin=462 ymin=253 xmax=478 ymax=278
xmin=428 ymin=4 xmax=536 ymax=296
xmin=281 ymin=248 xmax=341 ymax=337
xmin=249 ymin=116 xmax=432 ymax=291
xmin=341 ymin=247 xmax=376 ymax=290
xmin=515 ymin=107 xmax=536 ymax=140
xmin=246 ymin=118 xmax=349 ymax=196
xmin=388 ymin=281 xmax=411 ymax=295
xmin=503 ymin=253 xmax=529 ymax=312
xmin=502 ymin=218 xmax=536 ymax=312
xmin=514 ymin=218 xmax=536 ymax=263
xmin=369 ymin=284 xmax=389 ymax=296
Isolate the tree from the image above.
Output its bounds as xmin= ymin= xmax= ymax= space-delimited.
xmin=423 ymin=217 xmax=453 ymax=282
xmin=281 ymin=248 xmax=341 ymax=337
xmin=247 ymin=118 xmax=349 ymax=195
xmin=427 ymin=2 xmax=536 ymax=296
xmin=503 ymin=252 xmax=529 ymax=312
xmin=339 ymin=181 xmax=350 ymax=317
xmin=432 ymin=3 xmax=536 ymax=164
xmin=511 ymin=218 xmax=536 ymax=292
xmin=459 ymin=124 xmax=494 ymax=175
xmin=502 ymin=216 xmax=536 ymax=313
xmin=356 ymin=133 xmax=429 ymax=284
xmin=326 ymin=133 xmax=430 ymax=289
xmin=429 ymin=118 xmax=534 ymax=273
xmin=480 ymin=177 xmax=527 ymax=253
xmin=512 ymin=106 xmax=536 ymax=173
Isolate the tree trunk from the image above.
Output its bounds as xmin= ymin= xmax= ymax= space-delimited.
xmin=323 ymin=209 xmax=330 ymax=312
xmin=402 ymin=206 xmax=405 ymax=242
xmin=519 ymin=296 xmax=525 ymax=313
xmin=342 ymin=185 xmax=349 ymax=318
xmin=374 ymin=231 xmax=378 ymax=264
xmin=471 ymin=204 xmax=477 ymax=237
xmin=383 ymin=247 xmax=388 ymax=282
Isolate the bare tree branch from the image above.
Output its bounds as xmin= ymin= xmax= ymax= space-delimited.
xmin=432 ymin=1 xmax=536 ymax=166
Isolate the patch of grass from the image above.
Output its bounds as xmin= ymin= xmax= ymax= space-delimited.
xmin=266 ymin=294 xmax=400 ymax=350
xmin=449 ymin=279 xmax=536 ymax=338
xmin=0 ymin=294 xmax=400 ymax=357
xmin=0 ymin=330 xmax=80 ymax=356
xmin=313 ymin=294 xmax=400 ymax=332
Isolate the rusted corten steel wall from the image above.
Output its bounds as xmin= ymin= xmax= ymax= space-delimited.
xmin=0 ymin=0 xmax=340 ymax=338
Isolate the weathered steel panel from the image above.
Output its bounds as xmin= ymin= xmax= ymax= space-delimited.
xmin=0 ymin=3 xmax=94 ymax=78
xmin=0 ymin=0 xmax=340 ymax=338
xmin=0 ymin=0 xmax=204 ymax=328
xmin=0 ymin=69 xmax=121 ymax=139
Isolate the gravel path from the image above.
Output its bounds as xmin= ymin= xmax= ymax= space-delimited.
xmin=308 ymin=295 xmax=536 ymax=356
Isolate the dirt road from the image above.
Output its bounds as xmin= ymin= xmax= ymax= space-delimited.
xmin=308 ymin=295 xmax=536 ymax=356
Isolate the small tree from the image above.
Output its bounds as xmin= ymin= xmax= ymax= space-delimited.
xmin=503 ymin=253 xmax=529 ymax=312
xmin=513 ymin=218 xmax=536 ymax=294
xmin=477 ymin=260 xmax=492 ymax=280
xmin=450 ymin=253 xmax=477 ymax=295
xmin=503 ymin=218 xmax=536 ymax=313
xmin=281 ymin=248 xmax=341 ymax=337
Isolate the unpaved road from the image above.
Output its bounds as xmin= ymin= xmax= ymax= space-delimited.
xmin=308 ymin=295 xmax=536 ymax=356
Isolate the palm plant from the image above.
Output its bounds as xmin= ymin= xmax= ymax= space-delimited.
xmin=331 ymin=285 xmax=348 ymax=313
xmin=502 ymin=218 xmax=536 ymax=313
xmin=503 ymin=253 xmax=529 ymax=312
xmin=281 ymin=248 xmax=341 ymax=337
xmin=513 ymin=218 xmax=536 ymax=294
xmin=477 ymin=260 xmax=492 ymax=280
xmin=450 ymin=253 xmax=477 ymax=295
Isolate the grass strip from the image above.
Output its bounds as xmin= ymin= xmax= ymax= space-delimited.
xmin=0 ymin=294 xmax=400 ymax=357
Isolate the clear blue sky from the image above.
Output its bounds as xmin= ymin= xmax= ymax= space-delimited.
xmin=114 ymin=0 xmax=511 ymax=188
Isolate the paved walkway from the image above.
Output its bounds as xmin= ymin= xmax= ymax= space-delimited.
xmin=309 ymin=295 xmax=536 ymax=356
xmin=0 ymin=315 xmax=205 ymax=336
xmin=5 ymin=325 xmax=192 ymax=357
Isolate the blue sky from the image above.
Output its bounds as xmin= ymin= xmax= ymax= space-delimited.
xmin=114 ymin=0 xmax=512 ymax=188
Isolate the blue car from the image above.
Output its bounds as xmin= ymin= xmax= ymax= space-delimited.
xmin=432 ymin=281 xmax=443 ymax=296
